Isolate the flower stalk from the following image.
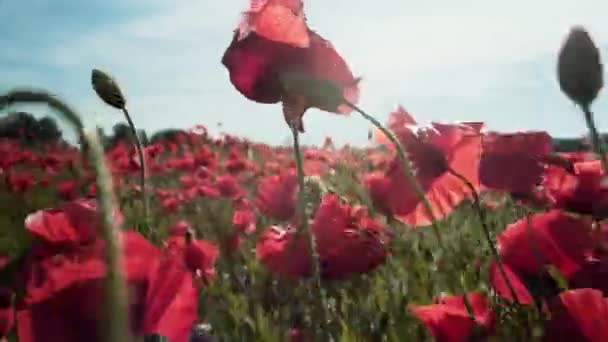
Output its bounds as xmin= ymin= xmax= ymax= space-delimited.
xmin=85 ymin=129 xmax=132 ymax=342
xmin=345 ymin=101 xmax=444 ymax=247
xmin=342 ymin=100 xmax=476 ymax=321
xmin=289 ymin=124 xmax=329 ymax=337
xmin=91 ymin=69 xmax=149 ymax=227
xmin=0 ymin=89 xmax=131 ymax=342
xmin=581 ymin=105 xmax=608 ymax=174
xmin=449 ymin=168 xmax=520 ymax=305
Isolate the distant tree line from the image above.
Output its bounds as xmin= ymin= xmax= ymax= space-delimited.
xmin=0 ymin=112 xmax=63 ymax=145
xmin=0 ymin=111 xmax=193 ymax=148
xmin=0 ymin=112 xmax=601 ymax=152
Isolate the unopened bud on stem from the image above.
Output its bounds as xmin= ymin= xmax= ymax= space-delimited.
xmin=91 ymin=69 xmax=126 ymax=110
xmin=557 ymin=26 xmax=604 ymax=107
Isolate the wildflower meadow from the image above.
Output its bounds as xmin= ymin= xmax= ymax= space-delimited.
xmin=0 ymin=1 xmax=607 ymax=341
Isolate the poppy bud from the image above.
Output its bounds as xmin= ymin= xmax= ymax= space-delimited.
xmin=557 ymin=26 xmax=604 ymax=107
xmin=91 ymin=69 xmax=126 ymax=109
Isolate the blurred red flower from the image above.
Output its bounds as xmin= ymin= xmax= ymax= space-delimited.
xmin=544 ymin=160 xmax=608 ymax=218
xmin=490 ymin=210 xmax=608 ymax=304
xmin=543 ymin=289 xmax=608 ymax=342
xmin=409 ymin=292 xmax=495 ymax=342
xmin=15 ymin=199 xmax=215 ymax=342
xmin=56 ymin=180 xmax=79 ymax=201
xmin=256 ymin=169 xmax=297 ymax=221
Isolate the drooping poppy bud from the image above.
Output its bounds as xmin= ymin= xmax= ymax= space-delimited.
xmin=91 ymin=69 xmax=126 ymax=109
xmin=557 ymin=26 xmax=603 ymax=107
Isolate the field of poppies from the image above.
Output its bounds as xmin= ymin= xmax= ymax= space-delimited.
xmin=1 ymin=1 xmax=607 ymax=341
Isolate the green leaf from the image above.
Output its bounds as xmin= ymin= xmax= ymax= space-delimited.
xmin=546 ymin=265 xmax=569 ymax=291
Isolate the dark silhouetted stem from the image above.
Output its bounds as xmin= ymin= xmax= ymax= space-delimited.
xmin=290 ymin=125 xmax=328 ymax=336
xmin=0 ymin=90 xmax=131 ymax=341
xmin=0 ymin=90 xmax=84 ymax=134
xmin=449 ymin=168 xmax=520 ymax=305
xmin=345 ymin=101 xmax=444 ymax=247
xmin=121 ymin=108 xmax=149 ymax=226
xmin=86 ymin=130 xmax=131 ymax=342
xmin=582 ymin=105 xmax=608 ymax=174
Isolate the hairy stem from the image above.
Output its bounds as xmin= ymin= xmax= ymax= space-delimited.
xmin=449 ymin=168 xmax=520 ymax=305
xmin=290 ymin=125 xmax=329 ymax=337
xmin=0 ymin=90 xmax=84 ymax=134
xmin=121 ymin=108 xmax=149 ymax=227
xmin=345 ymin=101 xmax=444 ymax=246
xmin=343 ymin=101 xmax=477 ymax=320
xmin=582 ymin=105 xmax=608 ymax=174
xmin=86 ymin=129 xmax=131 ymax=342
xmin=0 ymin=90 xmax=131 ymax=341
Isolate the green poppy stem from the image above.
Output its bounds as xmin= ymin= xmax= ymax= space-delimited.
xmin=448 ymin=168 xmax=520 ymax=305
xmin=86 ymin=129 xmax=132 ymax=342
xmin=344 ymin=101 xmax=444 ymax=247
xmin=343 ymin=101 xmax=478 ymax=322
xmin=581 ymin=105 xmax=608 ymax=174
xmin=0 ymin=90 xmax=132 ymax=342
xmin=121 ymin=107 xmax=149 ymax=227
xmin=289 ymin=124 xmax=329 ymax=337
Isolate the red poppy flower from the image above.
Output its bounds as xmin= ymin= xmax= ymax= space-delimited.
xmin=543 ymin=289 xmax=608 ymax=342
xmin=488 ymin=261 xmax=534 ymax=305
xmin=313 ymin=203 xmax=390 ymax=279
xmin=408 ymin=292 xmax=495 ymax=342
xmin=24 ymin=199 xmax=123 ymax=245
xmin=56 ymin=181 xmax=79 ymax=201
xmin=215 ymin=175 xmax=244 ymax=200
xmin=238 ymin=0 xmax=309 ymax=48
xmin=490 ymin=210 xmax=606 ymax=304
xmin=222 ymin=24 xmax=359 ymax=131
xmin=544 ymin=160 xmax=608 ymax=218
xmin=233 ymin=199 xmax=257 ymax=230
xmin=165 ymin=228 xmax=220 ymax=286
xmin=498 ymin=210 xmax=595 ymax=278
xmin=256 ymin=195 xmax=390 ymax=279
xmin=161 ymin=196 xmax=181 ymax=214
xmin=6 ymin=172 xmax=35 ymax=193
xmin=480 ymin=131 xmax=552 ymax=194
xmin=366 ymin=117 xmax=482 ymax=227
xmin=256 ymin=226 xmax=310 ymax=277
xmin=363 ymin=171 xmax=399 ymax=217
xmin=256 ymin=169 xmax=297 ymax=221
xmin=374 ymin=106 xmax=416 ymax=149
xmin=16 ymin=200 xmax=208 ymax=342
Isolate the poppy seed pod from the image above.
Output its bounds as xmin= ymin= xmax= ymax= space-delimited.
xmin=557 ymin=26 xmax=604 ymax=107
xmin=91 ymin=69 xmax=126 ymax=109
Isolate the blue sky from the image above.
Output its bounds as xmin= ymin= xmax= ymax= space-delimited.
xmin=1 ymin=0 xmax=608 ymax=146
